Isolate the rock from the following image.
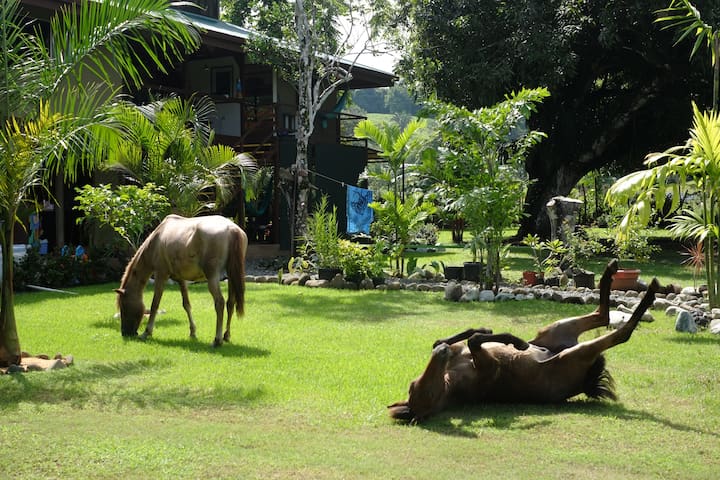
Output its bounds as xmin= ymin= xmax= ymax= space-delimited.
xmin=652 ymin=298 xmax=674 ymax=310
xmin=298 ymin=273 xmax=312 ymax=286
xmin=460 ymin=288 xmax=481 ymax=302
xmin=478 ymin=290 xmax=496 ymax=302
xmin=444 ymin=281 xmax=462 ymax=302
xmin=385 ymin=281 xmax=403 ymax=291
xmin=359 ymin=277 xmax=375 ymax=290
xmin=675 ymin=310 xmax=698 ymax=333
xmin=495 ymin=292 xmax=515 ymax=302
xmin=609 ymin=310 xmax=631 ymax=329
xmin=330 ymin=274 xmax=346 ymax=289
xmin=408 ymin=271 xmax=425 ymax=281
xmin=665 ymin=305 xmax=687 ymax=317
xmin=681 ymin=286 xmax=701 ymax=296
xmin=710 ymin=319 xmax=720 ymax=335
xmin=304 ymin=279 xmax=330 ymax=288
xmin=561 ymin=294 xmax=587 ymax=305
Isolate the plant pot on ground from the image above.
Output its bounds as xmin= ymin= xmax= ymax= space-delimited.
xmin=463 ymin=261 xmax=482 ymax=283
xmin=444 ymin=265 xmax=464 ymax=281
xmin=572 ymin=269 xmax=595 ymax=289
xmin=522 ymin=270 xmax=543 ymax=286
xmin=611 ymin=269 xmax=641 ymax=290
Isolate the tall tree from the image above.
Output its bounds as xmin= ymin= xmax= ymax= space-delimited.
xmin=222 ymin=0 xmax=375 ymax=249
xmin=0 ymin=0 xmax=199 ymax=366
xmin=390 ymin=0 xmax=714 ymax=235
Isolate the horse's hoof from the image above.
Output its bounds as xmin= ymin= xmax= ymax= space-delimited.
xmin=223 ymin=332 xmax=231 ymax=342
xmin=212 ymin=339 xmax=223 ymax=348
xmin=139 ymin=332 xmax=151 ymax=341
xmin=431 ymin=343 xmax=450 ymax=358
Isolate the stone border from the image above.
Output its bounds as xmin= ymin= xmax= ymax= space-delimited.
xmin=246 ymin=272 xmax=720 ymax=334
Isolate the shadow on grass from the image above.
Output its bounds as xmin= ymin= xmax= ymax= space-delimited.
xmin=414 ymin=400 xmax=719 ymax=439
xmin=0 ymin=357 xmax=267 ymax=412
xmin=666 ymin=334 xmax=719 ymax=345
xmin=149 ymin=336 xmax=271 ymax=358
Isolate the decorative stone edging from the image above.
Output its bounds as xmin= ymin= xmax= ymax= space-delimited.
xmin=246 ymin=272 xmax=720 ymax=334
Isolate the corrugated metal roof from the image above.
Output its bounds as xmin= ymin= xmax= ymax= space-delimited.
xmin=181 ymin=10 xmax=254 ymax=41
xmin=179 ymin=10 xmax=395 ymax=83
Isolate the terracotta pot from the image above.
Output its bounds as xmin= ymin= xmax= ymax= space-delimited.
xmin=522 ymin=270 xmax=543 ymax=286
xmin=611 ymin=269 xmax=641 ymax=290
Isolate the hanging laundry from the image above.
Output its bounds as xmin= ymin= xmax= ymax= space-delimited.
xmin=347 ymin=185 xmax=373 ymax=234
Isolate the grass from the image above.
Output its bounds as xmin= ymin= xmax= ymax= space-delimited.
xmin=1 ymin=244 xmax=719 ymax=478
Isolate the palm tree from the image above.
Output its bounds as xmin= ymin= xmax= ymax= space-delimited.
xmin=0 ymin=0 xmax=199 ymax=366
xmin=656 ymin=0 xmax=720 ymax=110
xmin=354 ymin=119 xmax=433 ymax=274
xmin=607 ymin=103 xmax=720 ymax=306
xmin=106 ymin=96 xmax=257 ymax=217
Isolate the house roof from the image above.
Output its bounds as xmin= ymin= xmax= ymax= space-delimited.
xmin=20 ymin=1 xmax=396 ymax=89
xmin=182 ymin=11 xmax=396 ymax=90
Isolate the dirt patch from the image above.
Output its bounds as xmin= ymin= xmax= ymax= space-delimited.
xmin=1 ymin=352 xmax=74 ymax=374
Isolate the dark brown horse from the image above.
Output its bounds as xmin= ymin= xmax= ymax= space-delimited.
xmin=388 ymin=260 xmax=658 ymax=423
xmin=116 ymin=214 xmax=248 ymax=347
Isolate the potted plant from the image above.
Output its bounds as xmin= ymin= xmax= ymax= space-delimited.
xmin=522 ymin=234 xmax=569 ymax=286
xmin=303 ymin=196 xmax=342 ymax=280
xmin=564 ymin=226 xmax=605 ymax=289
xmin=610 ymin=222 xmax=659 ymax=290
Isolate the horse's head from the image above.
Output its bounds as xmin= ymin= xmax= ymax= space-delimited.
xmin=115 ymin=288 xmax=144 ymax=337
xmin=388 ymin=343 xmax=452 ymax=424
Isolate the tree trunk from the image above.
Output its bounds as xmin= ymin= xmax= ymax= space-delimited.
xmin=0 ymin=212 xmax=21 ymax=367
xmin=518 ymin=75 xmax=691 ymax=238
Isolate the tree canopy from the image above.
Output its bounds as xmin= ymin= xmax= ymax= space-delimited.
xmin=391 ymin=0 xmax=717 ymax=235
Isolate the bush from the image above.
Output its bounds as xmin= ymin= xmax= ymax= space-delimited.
xmin=13 ymin=245 xmax=126 ymax=290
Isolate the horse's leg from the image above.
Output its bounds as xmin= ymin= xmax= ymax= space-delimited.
xmin=141 ymin=274 xmax=168 ymax=340
xmin=467 ymin=332 xmax=530 ymax=351
xmin=557 ymin=277 xmax=659 ymax=363
xmin=207 ymin=276 xmax=226 ymax=347
xmin=530 ymin=259 xmax=619 ymax=351
xmin=433 ymin=327 xmax=493 ymax=348
xmin=178 ymin=280 xmax=197 ymax=339
xmin=224 ymin=283 xmax=235 ymax=343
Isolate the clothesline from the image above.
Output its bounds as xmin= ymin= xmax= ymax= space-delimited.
xmin=307 ymin=168 xmax=352 ymax=188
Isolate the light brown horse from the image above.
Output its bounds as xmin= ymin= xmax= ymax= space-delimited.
xmin=388 ymin=260 xmax=659 ymax=423
xmin=116 ymin=214 xmax=248 ymax=347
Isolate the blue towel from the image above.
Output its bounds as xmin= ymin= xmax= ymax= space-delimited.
xmin=347 ymin=186 xmax=373 ymax=234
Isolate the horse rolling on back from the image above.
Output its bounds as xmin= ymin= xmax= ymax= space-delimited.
xmin=115 ymin=214 xmax=248 ymax=347
xmin=388 ymin=260 xmax=660 ymax=424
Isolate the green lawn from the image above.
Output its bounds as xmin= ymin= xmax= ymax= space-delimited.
xmin=2 ymin=263 xmax=719 ymax=478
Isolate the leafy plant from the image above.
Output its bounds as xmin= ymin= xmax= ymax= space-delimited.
xmin=421 ymin=88 xmax=548 ymax=288
xmin=523 ymin=234 xmax=569 ymax=277
xmin=606 ymin=103 xmax=720 ymax=305
xmin=369 ymin=191 xmax=435 ymax=275
xmin=74 ymin=183 xmax=171 ymax=251
xmin=338 ymin=240 xmax=387 ymax=282
xmin=302 ymin=195 xmax=341 ymax=269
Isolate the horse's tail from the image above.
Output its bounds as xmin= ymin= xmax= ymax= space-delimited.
xmin=583 ymin=354 xmax=617 ymax=401
xmin=227 ymin=227 xmax=247 ymax=317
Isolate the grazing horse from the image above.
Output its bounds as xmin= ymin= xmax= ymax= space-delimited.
xmin=115 ymin=214 xmax=248 ymax=347
xmin=388 ymin=260 xmax=659 ymax=423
